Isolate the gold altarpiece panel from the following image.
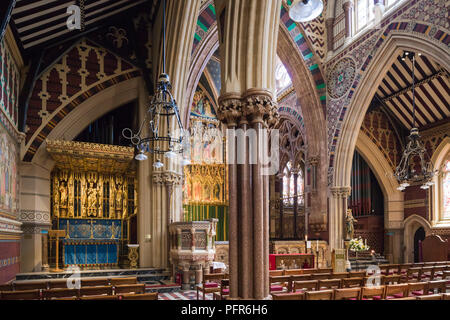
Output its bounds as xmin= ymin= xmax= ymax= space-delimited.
xmin=46 ymin=140 xmax=138 ymax=269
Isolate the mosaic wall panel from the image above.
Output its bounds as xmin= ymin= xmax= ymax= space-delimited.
xmin=0 ymin=121 xmax=19 ymax=216
xmin=0 ymin=39 xmax=19 ymax=128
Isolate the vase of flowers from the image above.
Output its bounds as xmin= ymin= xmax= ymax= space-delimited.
xmin=348 ymin=237 xmax=370 ymax=260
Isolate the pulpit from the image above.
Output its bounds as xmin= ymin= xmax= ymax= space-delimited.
xmin=169 ymin=219 xmax=218 ymax=290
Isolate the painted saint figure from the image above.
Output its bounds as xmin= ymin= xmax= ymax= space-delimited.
xmin=345 ymin=209 xmax=357 ymax=240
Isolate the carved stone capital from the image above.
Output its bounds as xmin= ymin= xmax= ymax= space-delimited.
xmin=153 ymin=171 xmax=184 ymax=186
xmin=308 ymin=156 xmax=319 ymax=166
xmin=330 ymin=186 xmax=352 ymax=198
xmin=243 ymin=92 xmax=279 ymax=127
xmin=218 ymin=93 xmax=243 ymax=127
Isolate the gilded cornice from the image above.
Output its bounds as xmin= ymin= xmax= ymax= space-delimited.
xmin=46 ymin=140 xmax=135 ymax=174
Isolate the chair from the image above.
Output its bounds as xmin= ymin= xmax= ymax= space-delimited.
xmin=269 ymin=270 xmax=284 ymax=277
xmin=311 ymin=273 xmax=332 ymax=280
xmin=406 ymin=282 xmax=428 ymax=297
xmin=427 ymin=280 xmax=446 ymax=294
xmin=290 ymin=274 xmax=312 ymax=283
xmin=341 ymin=277 xmax=364 ymax=288
xmin=13 ymin=281 xmax=48 ymax=291
xmin=272 ymin=292 xmax=305 ymax=300
xmin=284 ymin=269 xmax=304 ymax=276
xmin=292 ymin=280 xmax=319 ymax=293
xmin=79 ymin=295 xmax=119 ymax=300
xmin=43 ymin=288 xmax=79 ymax=300
xmin=384 ymin=284 xmax=408 ymax=299
xmin=80 ymin=286 xmax=113 ymax=297
xmin=316 ymin=268 xmax=333 ymax=274
xmin=218 ymin=279 xmax=229 ymax=299
xmin=442 ymin=293 xmax=450 ymax=300
xmin=109 ymin=277 xmax=138 ymax=286
xmin=379 ymin=265 xmax=393 ymax=276
xmin=269 ymin=275 xmax=291 ymax=293
xmin=398 ymin=263 xmax=413 ymax=275
xmin=120 ymin=293 xmax=159 ymax=300
xmin=361 ymin=286 xmax=385 ymax=300
xmin=382 ymin=275 xmax=401 ymax=285
xmin=364 ymin=275 xmax=384 ymax=287
xmin=416 ymin=294 xmax=442 ymax=300
xmin=420 ymin=266 xmax=434 ymax=281
xmin=432 ymin=266 xmax=445 ymax=280
xmin=331 ymin=272 xmax=349 ymax=279
xmin=113 ymin=284 xmax=145 ymax=295
xmin=349 ymin=271 xmax=366 ymax=278
xmin=318 ymin=279 xmax=341 ymax=290
xmin=404 ymin=267 xmax=421 ymax=282
xmin=196 ymin=273 xmax=225 ymax=300
xmin=305 ymin=290 xmax=334 ymax=300
xmin=81 ymin=278 xmax=109 ymax=287
xmin=1 ymin=290 xmax=41 ymax=300
xmin=333 ymin=288 xmax=361 ymax=300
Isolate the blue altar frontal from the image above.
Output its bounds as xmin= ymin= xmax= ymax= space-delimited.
xmin=60 ymin=219 xmax=122 ymax=267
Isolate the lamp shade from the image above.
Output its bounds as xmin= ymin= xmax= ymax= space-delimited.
xmin=289 ymin=0 xmax=324 ymax=22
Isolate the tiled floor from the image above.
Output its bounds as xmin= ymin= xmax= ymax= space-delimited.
xmin=158 ymin=290 xmax=213 ymax=300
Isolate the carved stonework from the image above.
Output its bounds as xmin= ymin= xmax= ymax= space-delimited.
xmin=152 ymin=171 xmax=184 ymax=186
xmin=331 ymin=186 xmax=352 ymax=198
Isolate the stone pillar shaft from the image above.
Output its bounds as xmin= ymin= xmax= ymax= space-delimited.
xmin=343 ymin=1 xmax=354 ymax=39
xmin=329 ymin=187 xmax=351 ymax=250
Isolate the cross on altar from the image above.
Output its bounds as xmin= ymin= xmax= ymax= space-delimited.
xmin=48 ymin=230 xmax=66 ymax=272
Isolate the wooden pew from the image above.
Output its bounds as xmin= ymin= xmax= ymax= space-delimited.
xmin=43 ymin=288 xmax=79 ymax=300
xmin=79 ymin=286 xmax=113 ymax=297
xmin=79 ymin=295 xmax=119 ymax=300
xmin=113 ymin=284 xmax=145 ymax=295
xmin=416 ymin=294 xmax=442 ymax=300
xmin=48 ymin=279 xmax=71 ymax=289
xmin=341 ymin=277 xmax=364 ymax=288
xmin=427 ymin=280 xmax=446 ymax=294
xmin=305 ymin=290 xmax=334 ymax=300
xmin=1 ymin=290 xmax=41 ymax=300
xmin=121 ymin=293 xmax=159 ymax=300
xmin=361 ymin=286 xmax=385 ymax=300
xmin=292 ymin=280 xmax=319 ymax=293
xmin=311 ymin=273 xmax=332 ymax=280
xmin=13 ymin=281 xmax=48 ymax=291
xmin=384 ymin=284 xmax=408 ymax=299
xmin=406 ymin=282 xmax=428 ymax=297
xmin=333 ymin=288 xmax=361 ymax=300
xmin=269 ymin=275 xmax=291 ymax=293
xmin=272 ymin=292 xmax=305 ymax=300
xmin=80 ymin=278 xmax=110 ymax=287
xmin=196 ymin=273 xmax=225 ymax=300
xmin=318 ymin=279 xmax=341 ymax=290
xmin=109 ymin=277 xmax=138 ymax=286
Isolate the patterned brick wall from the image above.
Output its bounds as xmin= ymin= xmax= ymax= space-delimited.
xmin=0 ymin=241 xmax=20 ymax=284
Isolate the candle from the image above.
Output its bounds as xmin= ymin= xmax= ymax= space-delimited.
xmin=316 ymin=240 xmax=319 ymax=251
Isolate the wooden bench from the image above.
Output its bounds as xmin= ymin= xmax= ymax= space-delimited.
xmin=0 ymin=289 xmax=41 ymax=300
xmin=109 ymin=277 xmax=138 ymax=286
xmin=80 ymin=278 xmax=110 ymax=287
xmin=13 ymin=281 xmax=48 ymax=291
xmin=384 ymin=284 xmax=408 ymax=299
xmin=113 ymin=284 xmax=145 ymax=295
xmin=79 ymin=295 xmax=119 ymax=300
xmin=305 ymin=289 xmax=334 ymax=300
xmin=80 ymin=286 xmax=113 ymax=297
xmin=334 ymin=288 xmax=361 ymax=300
xmin=43 ymin=288 xmax=79 ymax=300
xmin=272 ymin=292 xmax=304 ymax=300
xmin=318 ymin=279 xmax=341 ymax=290
xmin=292 ymin=280 xmax=319 ymax=293
xmin=341 ymin=277 xmax=364 ymax=288
xmin=269 ymin=275 xmax=291 ymax=293
xmin=361 ymin=286 xmax=385 ymax=300
xmin=120 ymin=293 xmax=158 ymax=300
xmin=416 ymin=294 xmax=442 ymax=300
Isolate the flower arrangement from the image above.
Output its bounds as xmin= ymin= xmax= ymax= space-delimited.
xmin=348 ymin=237 xmax=370 ymax=252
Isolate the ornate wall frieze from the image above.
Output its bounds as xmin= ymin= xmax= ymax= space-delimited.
xmin=153 ymin=171 xmax=184 ymax=186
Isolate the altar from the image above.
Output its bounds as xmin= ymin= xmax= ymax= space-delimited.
xmin=269 ymin=253 xmax=314 ymax=270
xmin=46 ymin=140 xmax=137 ymax=270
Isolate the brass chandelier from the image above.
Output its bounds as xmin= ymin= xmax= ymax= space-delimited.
xmin=122 ymin=0 xmax=187 ymax=168
xmin=395 ymin=52 xmax=436 ymax=191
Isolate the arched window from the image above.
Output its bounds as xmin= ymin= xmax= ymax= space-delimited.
xmin=443 ymin=159 xmax=450 ymax=220
xmin=354 ymin=0 xmax=403 ymax=33
xmin=431 ymin=140 xmax=450 ymax=227
xmin=282 ymin=161 xmax=304 ymax=206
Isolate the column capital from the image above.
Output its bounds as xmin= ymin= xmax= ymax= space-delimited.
xmin=218 ymin=93 xmax=243 ymax=127
xmin=342 ymin=1 xmax=354 ymax=11
xmin=308 ymin=156 xmax=320 ymax=166
xmin=152 ymin=171 xmax=184 ymax=186
xmin=330 ymin=186 xmax=352 ymax=198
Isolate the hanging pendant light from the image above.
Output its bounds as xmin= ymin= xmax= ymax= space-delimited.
xmin=394 ymin=52 xmax=437 ymax=191
xmin=289 ymin=0 xmax=324 ymax=22
xmin=122 ymin=0 xmax=184 ymax=169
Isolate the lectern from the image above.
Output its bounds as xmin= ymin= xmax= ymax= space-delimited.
xmin=48 ymin=230 xmax=66 ymax=272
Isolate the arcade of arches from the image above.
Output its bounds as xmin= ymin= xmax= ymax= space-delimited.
xmin=0 ymin=0 xmax=448 ymax=300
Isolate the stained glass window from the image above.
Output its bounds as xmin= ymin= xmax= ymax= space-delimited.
xmin=282 ymin=162 xmax=304 ymax=206
xmin=443 ymin=160 xmax=450 ymax=220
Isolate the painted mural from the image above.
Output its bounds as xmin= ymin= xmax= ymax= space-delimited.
xmin=0 ymin=39 xmax=20 ymax=127
xmin=0 ymin=123 xmax=19 ymax=215
xmin=191 ymin=90 xmax=218 ymax=120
